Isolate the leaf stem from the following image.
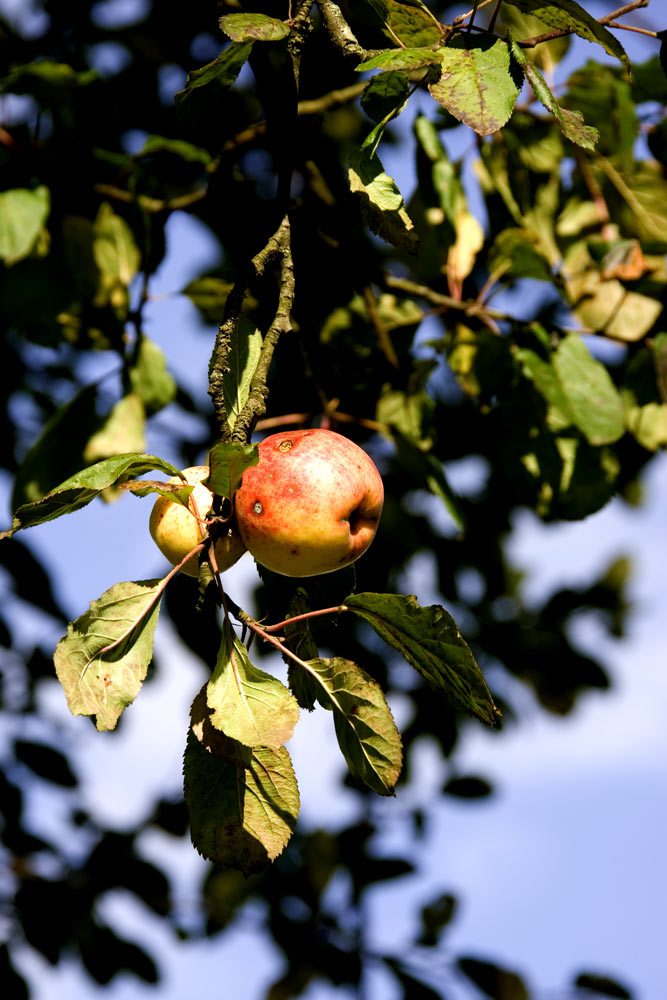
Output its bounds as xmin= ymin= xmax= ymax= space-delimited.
xmin=261 ymin=605 xmax=344 ymax=633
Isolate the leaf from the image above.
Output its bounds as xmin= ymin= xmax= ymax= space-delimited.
xmin=357 ymin=48 xmax=445 ymax=73
xmin=1 ymin=60 xmax=98 ymax=99
xmin=503 ymin=0 xmax=630 ymax=71
xmin=428 ymin=36 xmax=521 ymax=136
xmin=206 ymin=441 xmax=258 ymax=500
xmin=175 ymin=41 xmax=254 ymax=109
xmin=3 ymin=454 xmax=185 ymax=538
xmin=489 ymin=228 xmax=554 ymax=282
xmin=508 ymin=35 xmax=598 ymax=149
xmin=390 ymin=431 xmax=465 ymax=532
xmin=552 ymin=335 xmax=625 ymax=446
xmin=83 ymin=394 xmax=146 ymax=463
xmin=350 ymin=116 xmax=418 ymax=251
xmin=181 ymin=275 xmax=235 ymax=323
xmin=457 ymin=956 xmax=529 ymax=1000
xmin=343 ymin=593 xmax=499 ymax=726
xmin=361 ymin=71 xmax=411 ymax=123
xmin=93 ymin=203 xmax=140 ymax=305
xmin=222 ymin=313 xmax=263 ymax=431
xmin=129 ymin=337 xmax=177 ymax=416
xmin=53 ymin=580 xmax=163 ymax=732
xmin=117 ymin=479 xmax=194 ymax=507
xmin=136 ymin=135 xmax=212 ymax=165
xmin=218 ymin=13 xmax=289 ymax=43
xmin=206 ymin=628 xmax=299 ymax=748
xmin=184 ymin=728 xmax=299 ymax=875
xmin=300 ymin=656 xmax=402 ymax=795
xmin=0 ymin=187 xmax=50 ymax=265
xmin=573 ymin=972 xmax=632 ymax=999
xmin=10 ymin=383 xmax=101 ymax=511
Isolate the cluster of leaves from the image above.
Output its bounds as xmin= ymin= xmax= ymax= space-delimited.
xmin=1 ymin=0 xmax=665 ymax=997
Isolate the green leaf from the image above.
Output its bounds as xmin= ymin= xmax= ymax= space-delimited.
xmin=503 ymin=0 xmax=630 ymax=71
xmin=129 ymin=337 xmax=177 ymax=416
xmin=508 ymin=35 xmax=598 ymax=149
xmin=301 ymin=656 xmax=402 ymax=795
xmin=10 ymin=383 xmax=101 ymax=511
xmin=344 ymin=593 xmax=499 ymax=726
xmin=517 ymin=347 xmax=575 ymax=431
xmin=350 ymin=115 xmax=418 ymax=252
xmin=184 ymin=727 xmax=299 ymax=875
xmin=180 ymin=276 xmax=235 ymax=323
xmin=3 ymin=454 xmax=184 ymax=538
xmin=428 ymin=36 xmax=521 ymax=136
xmin=136 ymin=135 xmax=212 ymax=165
xmin=117 ymin=479 xmax=194 ymax=506
xmin=218 ymin=13 xmax=289 ymax=42
xmin=390 ymin=431 xmax=465 ymax=532
xmin=357 ymin=48 xmax=444 ymax=73
xmin=2 ymin=60 xmax=98 ymax=99
xmin=93 ymin=203 xmax=140 ymax=304
xmin=552 ymin=335 xmax=625 ymax=446
xmin=174 ymin=41 xmax=254 ymax=108
xmin=0 ymin=187 xmax=50 ymax=266
xmin=83 ymin=394 xmax=147 ymax=463
xmin=206 ymin=441 xmax=258 ymax=500
xmin=222 ymin=313 xmax=263 ymax=431
xmin=361 ymin=71 xmax=411 ymax=123
xmin=490 ymin=228 xmax=554 ymax=282
xmin=53 ymin=580 xmax=163 ymax=731
xmin=206 ymin=628 xmax=299 ymax=748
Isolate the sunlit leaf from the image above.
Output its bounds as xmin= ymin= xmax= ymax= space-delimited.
xmin=83 ymin=394 xmax=146 ymax=463
xmin=206 ymin=628 xmax=299 ymax=748
xmin=175 ymin=41 xmax=254 ymax=108
xmin=54 ymin=580 xmax=163 ymax=731
xmin=503 ymin=0 xmax=629 ymax=71
xmin=219 ymin=13 xmax=289 ymax=43
xmin=509 ymin=36 xmax=598 ymax=149
xmin=222 ymin=313 xmax=263 ymax=431
xmin=3 ymin=454 xmax=184 ymax=538
xmin=206 ymin=441 xmax=258 ymax=500
xmin=129 ymin=338 xmax=177 ymax=416
xmin=0 ymin=187 xmax=50 ymax=265
xmin=428 ymin=36 xmax=521 ymax=136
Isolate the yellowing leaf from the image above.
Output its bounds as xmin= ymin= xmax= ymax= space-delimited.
xmin=0 ymin=186 xmax=50 ymax=265
xmin=54 ymin=580 xmax=163 ymax=731
xmin=429 ymin=36 xmax=521 ymax=136
xmin=206 ymin=628 xmax=299 ymax=748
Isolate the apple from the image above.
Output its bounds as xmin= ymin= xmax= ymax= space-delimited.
xmin=234 ymin=428 xmax=383 ymax=577
xmin=149 ymin=466 xmax=246 ymax=578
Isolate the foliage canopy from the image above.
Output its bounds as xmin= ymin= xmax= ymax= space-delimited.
xmin=0 ymin=0 xmax=665 ymax=997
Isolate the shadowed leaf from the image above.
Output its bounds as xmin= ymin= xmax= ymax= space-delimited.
xmin=344 ymin=593 xmax=499 ymax=725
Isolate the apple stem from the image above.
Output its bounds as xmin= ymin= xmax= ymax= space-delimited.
xmin=261 ymin=606 xmax=344 ymax=633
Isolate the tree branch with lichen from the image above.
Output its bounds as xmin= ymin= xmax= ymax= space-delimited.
xmin=207 ymin=216 xmax=294 ymax=446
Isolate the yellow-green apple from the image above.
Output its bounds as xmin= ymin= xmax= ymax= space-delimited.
xmin=234 ymin=429 xmax=383 ymax=577
xmin=149 ymin=466 xmax=246 ymax=578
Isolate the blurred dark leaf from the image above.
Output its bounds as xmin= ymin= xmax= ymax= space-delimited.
xmin=574 ymin=972 xmax=633 ymax=998
xmin=14 ymin=739 xmax=77 ymax=787
xmin=443 ymin=775 xmax=493 ymax=799
xmin=457 ymin=956 xmax=530 ymax=1000
xmin=417 ymin=892 xmax=457 ymax=947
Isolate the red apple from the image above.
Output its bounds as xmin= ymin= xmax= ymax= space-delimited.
xmin=149 ymin=466 xmax=246 ymax=578
xmin=234 ymin=429 xmax=383 ymax=577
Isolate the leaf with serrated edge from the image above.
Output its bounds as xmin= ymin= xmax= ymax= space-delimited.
xmin=175 ymin=42 xmax=253 ymax=107
xmin=207 ymin=627 xmax=299 ymax=748
xmin=429 ymin=36 xmax=521 ymax=136
xmin=206 ymin=441 xmax=258 ymax=500
xmin=303 ymin=657 xmax=402 ymax=795
xmin=222 ymin=314 xmax=263 ymax=431
xmin=118 ymin=480 xmax=194 ymax=507
xmin=503 ymin=0 xmax=629 ymax=71
xmin=219 ymin=13 xmax=289 ymax=43
xmin=357 ymin=48 xmax=444 ymax=73
xmin=509 ymin=36 xmax=598 ymax=149
xmin=1 ymin=454 xmax=184 ymax=538
xmin=53 ymin=580 xmax=163 ymax=732
xmin=344 ymin=593 xmax=499 ymax=726
xmin=184 ymin=727 xmax=299 ymax=875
